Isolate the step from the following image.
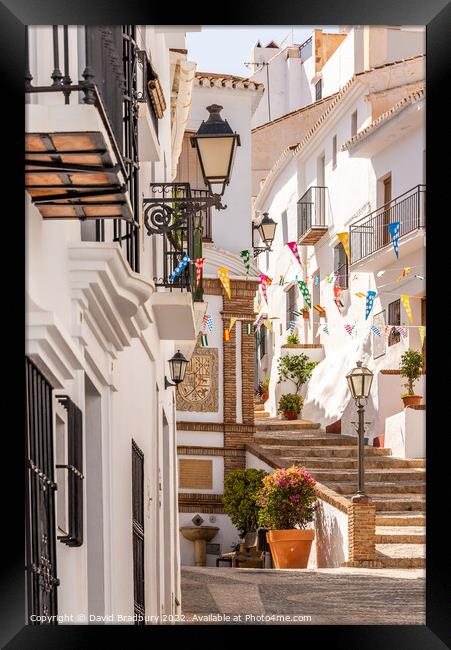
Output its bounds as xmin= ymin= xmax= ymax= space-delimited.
xmin=304 ymin=468 xmax=425 ymax=483
xmin=326 ymin=481 xmax=425 ymax=496
xmin=254 ymin=403 xmax=265 ymax=411
xmin=371 ymin=495 xmax=426 ymax=512
xmin=375 ymin=526 xmax=426 ymax=544
xmin=254 ymin=411 xmax=270 ymax=418
xmin=376 ymin=512 xmax=426 ymax=527
xmin=376 ymin=543 xmax=425 ymax=568
xmin=276 ymin=456 xmax=423 ymax=470
xmin=260 ymin=445 xmax=392 ymax=458
xmin=255 ymin=435 xmax=356 ymax=447
xmin=255 ymin=419 xmax=321 ymax=431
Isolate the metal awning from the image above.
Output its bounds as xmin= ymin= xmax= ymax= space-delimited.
xmin=25 ymin=131 xmax=134 ymax=222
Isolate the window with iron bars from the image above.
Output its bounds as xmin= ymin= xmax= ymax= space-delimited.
xmin=286 ymin=285 xmax=297 ymax=330
xmin=334 ymin=242 xmax=348 ymax=289
xmin=388 ymin=299 xmax=401 ymax=346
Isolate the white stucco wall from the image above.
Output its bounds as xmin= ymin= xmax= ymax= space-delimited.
xmin=179 ymin=513 xmax=240 ymax=567
xmin=385 ymin=407 xmax=426 ymax=459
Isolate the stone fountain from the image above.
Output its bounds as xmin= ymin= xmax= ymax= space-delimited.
xmin=180 ymin=514 xmax=219 ymax=566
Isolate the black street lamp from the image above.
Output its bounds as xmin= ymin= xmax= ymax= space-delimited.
xmin=346 ymin=361 xmax=374 ymax=502
xmin=252 ymin=212 xmax=278 ymax=257
xmin=165 ymin=350 xmax=189 ymax=389
xmin=190 ymin=104 xmax=241 ymax=198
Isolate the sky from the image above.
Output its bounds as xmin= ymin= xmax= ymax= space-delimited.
xmin=186 ymin=26 xmax=339 ymax=77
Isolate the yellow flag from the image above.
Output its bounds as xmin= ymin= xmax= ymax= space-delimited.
xmin=263 ymin=319 xmax=273 ymax=333
xmin=400 ymin=294 xmax=413 ymax=323
xmin=337 ymin=232 xmax=350 ymax=260
xmin=229 ymin=317 xmax=237 ymax=331
xmin=419 ymin=325 xmax=426 ymax=347
xmin=217 ymin=267 xmax=231 ymax=299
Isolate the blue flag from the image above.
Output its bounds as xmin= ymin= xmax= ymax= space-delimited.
xmin=389 ymin=222 xmax=400 ymax=258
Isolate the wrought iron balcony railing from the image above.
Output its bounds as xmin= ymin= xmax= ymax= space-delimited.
xmin=349 ymin=185 xmax=426 ymax=265
xmin=25 ymin=25 xmax=141 ymax=273
xmin=297 ymin=186 xmax=328 ymax=245
xmin=143 ymin=183 xmax=207 ymax=300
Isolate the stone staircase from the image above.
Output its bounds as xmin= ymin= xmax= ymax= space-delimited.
xmin=254 ymin=401 xmax=269 ymax=419
xmin=254 ymin=418 xmax=425 ymax=569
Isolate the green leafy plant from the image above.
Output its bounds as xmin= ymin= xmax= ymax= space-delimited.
xmin=399 ymin=348 xmax=423 ymax=396
xmin=222 ymin=469 xmax=268 ymax=538
xmin=286 ymin=333 xmax=300 ymax=345
xmin=277 ymin=354 xmax=318 ymax=394
xmin=257 ymin=466 xmax=318 ymax=530
xmin=278 ymin=393 xmax=303 ymax=414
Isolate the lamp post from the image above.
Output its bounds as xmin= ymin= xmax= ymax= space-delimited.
xmin=165 ymin=350 xmax=189 ymax=389
xmin=252 ymin=212 xmax=278 ymax=257
xmin=346 ymin=361 xmax=374 ymax=502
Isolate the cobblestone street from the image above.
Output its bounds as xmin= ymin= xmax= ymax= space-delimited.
xmin=181 ymin=566 xmax=425 ymax=625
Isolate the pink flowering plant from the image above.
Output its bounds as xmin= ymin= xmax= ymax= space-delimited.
xmin=257 ymin=465 xmax=318 ymax=530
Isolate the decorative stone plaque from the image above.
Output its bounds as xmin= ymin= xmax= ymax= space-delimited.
xmin=176 ymin=347 xmax=219 ymax=412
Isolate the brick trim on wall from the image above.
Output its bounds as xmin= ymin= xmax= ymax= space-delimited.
xmin=178 ymin=492 xmax=225 ymax=513
xmin=177 ymin=446 xmax=245 ymax=457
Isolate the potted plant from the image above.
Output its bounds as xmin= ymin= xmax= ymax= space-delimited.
xmin=301 ymin=307 xmax=310 ymax=320
xmin=222 ymin=468 xmax=268 ymax=549
xmin=257 ymin=466 xmax=317 ymax=569
xmin=399 ymin=348 xmax=423 ymax=407
xmin=286 ymin=333 xmax=300 ymax=345
xmin=258 ymin=376 xmax=270 ymax=402
xmin=277 ymin=353 xmax=318 ymax=395
xmin=278 ymin=393 xmax=303 ymax=420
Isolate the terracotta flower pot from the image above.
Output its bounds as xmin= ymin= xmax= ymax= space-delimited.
xmin=262 ymin=390 xmax=269 ymax=403
xmin=402 ymin=395 xmax=422 ymax=408
xmin=284 ymin=409 xmax=298 ymax=420
xmin=266 ymin=529 xmax=314 ymax=569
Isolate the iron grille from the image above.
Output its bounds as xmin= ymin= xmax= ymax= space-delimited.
xmin=56 ymin=396 xmax=84 ymax=547
xmin=297 ymin=186 xmax=327 ymax=239
xmin=132 ymin=440 xmax=145 ymax=624
xmin=388 ymin=299 xmax=401 ymax=346
xmin=25 ymin=357 xmax=59 ymax=624
xmin=349 ymin=185 xmax=426 ymax=265
xmin=334 ymin=242 xmax=349 ymax=289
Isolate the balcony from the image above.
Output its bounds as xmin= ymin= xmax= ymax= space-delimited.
xmin=349 ymin=185 xmax=426 ymax=268
xmin=297 ymin=186 xmax=328 ymax=245
xmin=25 ymin=25 xmax=142 ymax=273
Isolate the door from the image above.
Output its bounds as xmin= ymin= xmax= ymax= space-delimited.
xmin=132 ymin=440 xmax=145 ymax=624
xmin=382 ymin=174 xmax=392 ymax=246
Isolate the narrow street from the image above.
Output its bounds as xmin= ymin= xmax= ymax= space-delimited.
xmin=181 ymin=566 xmax=425 ymax=625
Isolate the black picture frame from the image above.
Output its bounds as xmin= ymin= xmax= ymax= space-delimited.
xmin=2 ymin=0 xmax=449 ymax=648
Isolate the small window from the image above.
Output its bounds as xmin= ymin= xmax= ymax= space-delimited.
xmin=351 ymin=110 xmax=358 ymax=137
xmin=332 ymin=135 xmax=337 ymax=169
xmin=315 ymin=78 xmax=322 ymax=101
xmin=286 ymin=285 xmax=297 ymax=330
xmin=387 ymin=299 xmax=401 ymax=346
xmin=334 ymin=242 xmax=348 ymax=289
xmin=56 ymin=395 xmax=84 ymax=547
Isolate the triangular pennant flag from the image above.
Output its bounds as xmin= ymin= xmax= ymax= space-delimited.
xmin=207 ymin=315 xmax=213 ymax=332
xmin=355 ymin=292 xmax=366 ymax=298
xmin=371 ymin=324 xmax=381 ymax=337
xmin=201 ymin=314 xmax=209 ymax=333
xmin=279 ymin=275 xmax=285 ymax=286
xmin=389 ymin=221 xmax=401 ymax=258
xmin=313 ymin=305 xmax=326 ymax=315
xmin=292 ymin=309 xmax=302 ymax=318
xmin=337 ymin=232 xmax=350 ymax=260
xmin=195 ymin=257 xmax=205 ymax=289
xmin=402 ymin=267 xmax=411 ymax=277
xmin=365 ymin=290 xmax=377 ymax=320
xmin=246 ymin=322 xmax=253 ymax=335
xmin=229 ymin=317 xmax=238 ymax=331
xmin=400 ymin=294 xmax=413 ymax=323
xmin=224 ymin=328 xmax=230 ymax=342
xmin=344 ymin=323 xmax=353 ymax=336
xmin=259 ymin=273 xmax=272 ymax=305
xmin=169 ymin=253 xmax=190 ymax=283
xmin=396 ymin=325 xmax=408 ymax=339
xmin=322 ymin=324 xmax=330 ymax=335
xmin=384 ymin=325 xmax=393 ymax=342
xmin=263 ymin=319 xmax=273 ymax=333
xmin=200 ymin=334 xmax=208 ymax=347
xmin=415 ymin=274 xmax=425 ymax=280
xmin=218 ymin=267 xmax=231 ymax=299
xmin=296 ymin=280 xmax=312 ymax=308
xmin=419 ymin=325 xmax=426 ymax=347
xmin=289 ymin=320 xmax=297 ymax=334
xmin=240 ymin=250 xmax=250 ymax=276
xmin=286 ymin=241 xmax=302 ymax=266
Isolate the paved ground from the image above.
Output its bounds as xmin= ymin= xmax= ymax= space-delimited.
xmin=181 ymin=566 xmax=425 ymax=625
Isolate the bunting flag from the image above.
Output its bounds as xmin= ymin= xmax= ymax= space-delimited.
xmin=195 ymin=257 xmax=205 ymax=289
xmin=314 ymin=274 xmax=320 ymax=286
xmin=400 ymin=294 xmax=413 ymax=323
xmin=396 ymin=326 xmax=408 ymax=339
xmin=224 ymin=328 xmax=230 ymax=342
xmin=333 ymin=285 xmax=343 ymax=311
xmin=419 ymin=325 xmax=426 ymax=347
xmin=365 ymin=290 xmax=377 ymax=320
xmin=389 ymin=221 xmax=401 ymax=258
xmin=402 ymin=267 xmax=411 ymax=277
xmin=218 ymin=267 xmax=231 ymax=299
xmin=206 ymin=315 xmax=213 ymax=332
xmin=415 ymin=274 xmax=425 ymax=280
xmin=259 ymin=273 xmax=272 ymax=304
xmin=296 ymin=280 xmax=312 ymax=308
xmin=169 ymin=253 xmax=190 ymax=283
xmin=279 ymin=275 xmax=285 ymax=286
xmin=286 ymin=241 xmax=302 ymax=266
xmin=384 ymin=325 xmax=393 ymax=342
xmin=313 ymin=305 xmax=326 ymax=315
xmin=371 ymin=324 xmax=381 ymax=337
xmin=324 ymin=274 xmax=330 ymax=283
xmin=292 ymin=309 xmax=302 ymax=318
xmin=344 ymin=323 xmax=353 ymax=336
xmin=355 ymin=292 xmax=366 ymax=298
xmin=201 ymin=314 xmax=209 ymax=333
xmin=200 ymin=334 xmax=208 ymax=347
xmin=289 ymin=320 xmax=297 ymax=333
xmin=328 ymin=272 xmax=335 ymax=284
xmin=263 ymin=319 xmax=273 ymax=333
xmin=246 ymin=322 xmax=253 ymax=335
xmin=240 ymin=250 xmax=250 ymax=276
xmin=337 ymin=232 xmax=350 ymax=260
xmin=229 ymin=317 xmax=237 ymax=331
xmin=322 ymin=324 xmax=330 ymax=335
